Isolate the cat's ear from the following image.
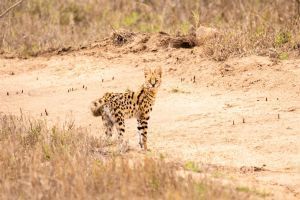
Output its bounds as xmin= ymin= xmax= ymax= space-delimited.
xmin=155 ymin=66 xmax=162 ymax=77
xmin=144 ymin=66 xmax=151 ymax=77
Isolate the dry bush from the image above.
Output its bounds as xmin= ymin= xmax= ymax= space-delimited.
xmin=0 ymin=0 xmax=299 ymax=58
xmin=0 ymin=114 xmax=245 ymax=199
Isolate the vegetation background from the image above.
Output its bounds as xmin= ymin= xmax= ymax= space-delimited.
xmin=0 ymin=0 xmax=299 ymax=199
xmin=0 ymin=115 xmax=247 ymax=199
xmin=0 ymin=0 xmax=299 ymax=57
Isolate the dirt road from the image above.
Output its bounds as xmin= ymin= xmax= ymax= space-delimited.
xmin=1 ymin=44 xmax=300 ymax=199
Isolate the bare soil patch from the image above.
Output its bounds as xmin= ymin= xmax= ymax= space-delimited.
xmin=1 ymin=34 xmax=300 ymax=199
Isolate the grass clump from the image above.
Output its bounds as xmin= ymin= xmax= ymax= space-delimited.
xmin=275 ymin=32 xmax=291 ymax=47
xmin=0 ymin=114 xmax=245 ymax=199
xmin=184 ymin=161 xmax=201 ymax=172
xmin=236 ymin=186 xmax=270 ymax=198
xmin=279 ymin=52 xmax=289 ymax=60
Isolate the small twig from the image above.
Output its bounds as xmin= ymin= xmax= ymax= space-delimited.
xmin=296 ymin=0 xmax=300 ymax=16
xmin=109 ymin=24 xmax=117 ymax=34
xmin=0 ymin=0 xmax=24 ymax=19
xmin=19 ymin=107 xmax=23 ymax=119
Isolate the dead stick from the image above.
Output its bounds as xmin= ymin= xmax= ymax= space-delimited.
xmin=0 ymin=0 xmax=24 ymax=19
xmin=109 ymin=23 xmax=117 ymax=34
xmin=297 ymin=0 xmax=300 ymax=16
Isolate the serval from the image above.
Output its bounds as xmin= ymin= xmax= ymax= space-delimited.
xmin=90 ymin=66 xmax=162 ymax=150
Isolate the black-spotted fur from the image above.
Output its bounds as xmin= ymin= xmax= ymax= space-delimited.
xmin=90 ymin=66 xmax=162 ymax=150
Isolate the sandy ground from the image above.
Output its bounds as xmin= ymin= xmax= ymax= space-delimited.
xmin=0 ymin=45 xmax=300 ymax=199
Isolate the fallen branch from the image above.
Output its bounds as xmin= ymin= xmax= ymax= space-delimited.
xmin=0 ymin=0 xmax=24 ymax=19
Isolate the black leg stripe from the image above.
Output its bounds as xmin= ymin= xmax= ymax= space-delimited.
xmin=119 ymin=128 xmax=125 ymax=132
xmin=144 ymin=116 xmax=150 ymax=120
xmin=141 ymin=121 xmax=148 ymax=125
xmin=138 ymin=125 xmax=148 ymax=130
xmin=141 ymin=133 xmax=147 ymax=137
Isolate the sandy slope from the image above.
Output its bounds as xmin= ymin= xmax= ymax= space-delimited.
xmin=0 ymin=46 xmax=300 ymax=199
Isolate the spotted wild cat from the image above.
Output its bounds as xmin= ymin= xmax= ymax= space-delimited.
xmin=90 ymin=66 xmax=162 ymax=150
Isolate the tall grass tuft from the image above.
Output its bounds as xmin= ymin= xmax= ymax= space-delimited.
xmin=0 ymin=114 xmax=245 ymax=199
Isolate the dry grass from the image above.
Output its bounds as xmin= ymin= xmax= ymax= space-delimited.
xmin=0 ymin=114 xmax=246 ymax=199
xmin=0 ymin=0 xmax=299 ymax=58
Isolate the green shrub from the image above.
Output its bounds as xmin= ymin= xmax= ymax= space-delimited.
xmin=275 ymin=31 xmax=291 ymax=46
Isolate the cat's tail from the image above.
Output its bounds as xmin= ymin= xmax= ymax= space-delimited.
xmin=90 ymin=97 xmax=105 ymax=117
